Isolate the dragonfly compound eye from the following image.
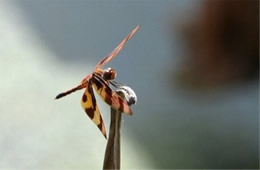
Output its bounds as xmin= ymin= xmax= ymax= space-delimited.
xmin=103 ymin=68 xmax=117 ymax=81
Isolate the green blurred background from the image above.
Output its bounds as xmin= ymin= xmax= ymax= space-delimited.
xmin=0 ymin=0 xmax=258 ymax=169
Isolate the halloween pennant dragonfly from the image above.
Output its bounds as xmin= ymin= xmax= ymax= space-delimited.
xmin=55 ymin=25 xmax=140 ymax=138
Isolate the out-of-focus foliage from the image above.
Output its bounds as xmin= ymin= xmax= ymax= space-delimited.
xmin=173 ymin=0 xmax=259 ymax=89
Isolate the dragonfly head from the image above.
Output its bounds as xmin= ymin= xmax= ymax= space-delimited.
xmin=103 ymin=67 xmax=117 ymax=81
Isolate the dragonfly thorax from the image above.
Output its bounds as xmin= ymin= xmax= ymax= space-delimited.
xmin=103 ymin=67 xmax=117 ymax=81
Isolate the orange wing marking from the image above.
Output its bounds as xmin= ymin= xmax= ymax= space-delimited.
xmin=81 ymin=81 xmax=107 ymax=138
xmin=94 ymin=25 xmax=140 ymax=70
xmin=91 ymin=73 xmax=132 ymax=115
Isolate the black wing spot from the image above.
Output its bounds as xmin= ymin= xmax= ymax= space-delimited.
xmin=82 ymin=93 xmax=87 ymax=102
xmin=85 ymin=108 xmax=95 ymax=119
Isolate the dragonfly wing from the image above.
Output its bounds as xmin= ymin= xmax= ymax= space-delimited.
xmin=94 ymin=25 xmax=140 ymax=70
xmin=81 ymin=81 xmax=107 ymax=138
xmin=91 ymin=73 xmax=132 ymax=115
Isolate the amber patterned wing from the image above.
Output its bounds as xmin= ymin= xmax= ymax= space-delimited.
xmin=81 ymin=81 xmax=107 ymax=138
xmin=94 ymin=25 xmax=140 ymax=71
xmin=91 ymin=73 xmax=132 ymax=115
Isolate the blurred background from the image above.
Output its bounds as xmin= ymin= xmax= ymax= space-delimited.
xmin=0 ymin=0 xmax=258 ymax=169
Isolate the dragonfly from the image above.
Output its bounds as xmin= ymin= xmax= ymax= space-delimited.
xmin=55 ymin=25 xmax=140 ymax=138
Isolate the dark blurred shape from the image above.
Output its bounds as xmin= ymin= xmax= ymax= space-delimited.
xmin=175 ymin=0 xmax=259 ymax=89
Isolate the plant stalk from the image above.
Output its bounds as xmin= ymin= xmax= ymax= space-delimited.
xmin=103 ymin=100 xmax=122 ymax=169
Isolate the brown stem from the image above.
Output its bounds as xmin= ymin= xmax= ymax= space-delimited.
xmin=103 ymin=99 xmax=123 ymax=169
